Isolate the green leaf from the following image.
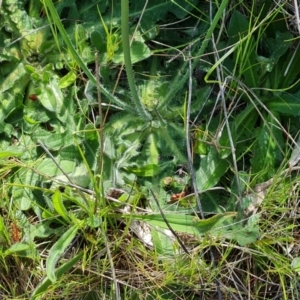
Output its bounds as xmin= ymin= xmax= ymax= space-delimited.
xmin=87 ymin=215 xmax=102 ymax=229
xmin=147 ymin=133 xmax=159 ymax=165
xmin=5 ymin=243 xmax=38 ymax=259
xmin=127 ymin=212 xmax=236 ymax=236
xmin=90 ymin=30 xmax=106 ymax=52
xmin=228 ymin=10 xmax=249 ymax=45
xmin=36 ymin=158 xmax=76 ymax=177
xmin=31 ymin=252 xmax=83 ymax=299
xmin=59 ymin=71 xmax=77 ymax=89
xmin=266 ymin=93 xmax=300 ymax=116
xmin=151 ymin=227 xmax=174 ymax=256
xmin=53 ymin=163 xmax=91 ymax=188
xmin=269 ymin=31 xmax=292 ymax=63
xmin=193 ymin=213 xmax=237 ymax=234
xmin=12 ymin=168 xmax=40 ymax=210
xmin=46 ymin=224 xmax=79 ymax=282
xmin=123 ymin=164 xmax=159 ymax=177
xmin=196 ymin=148 xmax=229 ymax=190
xmin=24 ymin=114 xmax=41 ymax=125
xmin=0 ymin=62 xmax=30 ymax=95
xmin=33 ymin=130 xmax=73 ymax=151
xmin=0 ymin=150 xmax=23 ymax=158
xmin=114 ymin=41 xmax=151 ymax=64
xmin=222 ymin=214 xmax=260 ymax=246
xmin=250 ymin=112 xmax=283 ymax=180
xmin=291 ymin=257 xmax=300 ymax=274
xmin=52 ymin=189 xmax=70 ymax=222
xmin=5 ymin=243 xmax=30 ymax=255
xmin=39 ymin=75 xmax=64 ymax=113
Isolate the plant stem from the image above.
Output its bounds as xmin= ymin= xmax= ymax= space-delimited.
xmin=121 ymin=0 xmax=152 ymax=120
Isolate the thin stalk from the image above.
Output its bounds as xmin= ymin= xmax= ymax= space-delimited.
xmin=101 ymin=223 xmax=121 ymax=300
xmin=94 ymin=51 xmax=104 ymax=214
xmin=121 ymin=0 xmax=152 ymax=120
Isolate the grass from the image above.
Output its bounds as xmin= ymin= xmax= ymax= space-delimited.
xmin=1 ymin=0 xmax=300 ymax=299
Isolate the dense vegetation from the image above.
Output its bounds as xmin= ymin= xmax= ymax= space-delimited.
xmin=1 ymin=0 xmax=300 ymax=299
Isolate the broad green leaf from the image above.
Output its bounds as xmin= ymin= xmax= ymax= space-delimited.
xmin=250 ymin=112 xmax=283 ymax=181
xmin=36 ymin=158 xmax=76 ymax=177
xmin=87 ymin=215 xmax=102 ymax=229
xmin=113 ymin=41 xmax=151 ymax=64
xmin=90 ymin=30 xmax=106 ymax=52
xmin=269 ymin=31 xmax=292 ymax=63
xmin=53 ymin=163 xmax=91 ymax=188
xmin=24 ymin=115 xmax=41 ymax=125
xmin=5 ymin=243 xmax=30 ymax=255
xmin=28 ymin=221 xmax=66 ymax=239
xmin=39 ymin=75 xmax=64 ymax=113
xmin=52 ymin=189 xmax=70 ymax=222
xmin=228 ymin=10 xmax=249 ymax=45
xmin=147 ymin=133 xmax=159 ymax=165
xmin=5 ymin=243 xmax=38 ymax=259
xmin=193 ymin=213 xmax=237 ymax=234
xmin=291 ymin=257 xmax=300 ymax=274
xmin=127 ymin=212 xmax=236 ymax=236
xmin=59 ymin=71 xmax=76 ymax=89
xmin=12 ymin=169 xmax=40 ymax=210
xmin=31 ymin=252 xmax=83 ymax=299
xmin=151 ymin=228 xmax=174 ymax=256
xmin=221 ymin=214 xmax=260 ymax=246
xmin=0 ymin=62 xmax=29 ymax=95
xmin=0 ymin=122 xmax=14 ymax=136
xmin=123 ymin=164 xmax=159 ymax=177
xmin=33 ymin=130 xmax=73 ymax=151
xmin=267 ymin=93 xmax=300 ymax=116
xmin=46 ymin=224 xmax=79 ymax=282
xmin=196 ymin=148 xmax=229 ymax=190
xmin=193 ymin=126 xmax=209 ymax=155
xmin=0 ymin=150 xmax=23 ymax=158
